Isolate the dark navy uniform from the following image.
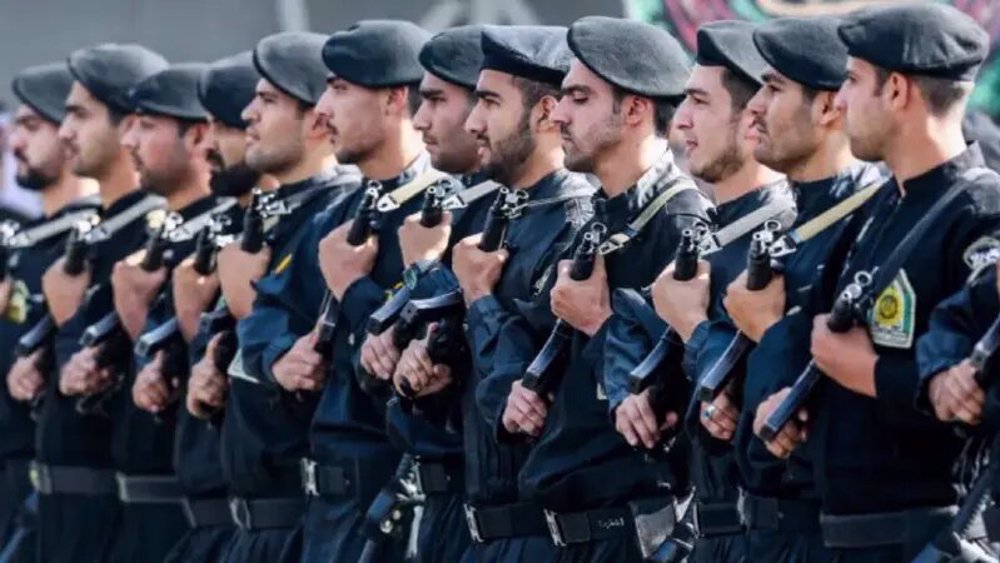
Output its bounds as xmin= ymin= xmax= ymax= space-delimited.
xmin=105 ymin=194 xmax=221 ymax=563
xmin=0 ymin=197 xmax=99 ymax=563
xmin=731 ymin=164 xmax=884 ymax=563
xmin=38 ymin=190 xmax=165 ymax=563
xmin=221 ymin=170 xmax=357 ymax=563
xmin=810 ymin=145 xmax=1000 ymax=560
xmin=513 ymin=150 xmax=712 ymax=562
xmin=604 ymin=180 xmax=794 ymax=563
xmin=302 ymin=154 xmax=457 ymax=562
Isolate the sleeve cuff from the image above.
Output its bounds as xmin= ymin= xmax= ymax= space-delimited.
xmin=340 ymin=277 xmax=386 ymax=331
xmin=873 ymin=355 xmax=919 ymax=407
xmin=261 ymin=333 xmax=297 ymax=385
xmin=683 ymin=320 xmax=710 ymax=381
xmin=466 ymin=295 xmax=505 ymax=333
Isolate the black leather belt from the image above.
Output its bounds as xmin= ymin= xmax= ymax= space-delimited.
xmin=115 ymin=473 xmax=183 ymax=504
xmin=414 ymin=460 xmax=463 ymax=496
xmin=30 ymin=461 xmax=116 ymax=496
xmin=300 ymin=458 xmax=352 ymax=497
xmin=983 ymin=506 xmax=1000 ymax=542
xmin=693 ymin=501 xmax=743 ymax=537
xmin=742 ymin=494 xmax=821 ymax=533
xmin=464 ymin=502 xmax=549 ymax=543
xmin=228 ymin=497 xmax=305 ymax=530
xmin=182 ymin=497 xmax=232 ymax=528
xmin=820 ymin=507 xmax=957 ymax=548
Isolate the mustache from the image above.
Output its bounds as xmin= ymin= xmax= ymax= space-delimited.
xmin=205 ymin=148 xmax=225 ymax=167
xmin=13 ymin=149 xmax=26 ymax=163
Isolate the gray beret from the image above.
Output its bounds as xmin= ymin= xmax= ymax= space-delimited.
xmin=838 ymin=3 xmax=989 ymax=81
xmin=12 ymin=63 xmax=75 ymax=123
xmin=199 ymin=52 xmax=259 ymax=129
xmin=419 ymin=25 xmax=485 ymax=90
xmin=481 ymin=25 xmax=571 ymax=87
xmin=697 ymin=20 xmax=767 ymax=86
xmin=130 ymin=63 xmax=208 ymax=122
xmin=568 ymin=16 xmax=690 ymax=99
xmin=322 ymin=20 xmax=431 ymax=88
xmin=753 ymin=17 xmax=848 ymax=91
xmin=253 ymin=31 xmax=330 ymax=105
xmin=67 ymin=43 xmax=169 ymax=113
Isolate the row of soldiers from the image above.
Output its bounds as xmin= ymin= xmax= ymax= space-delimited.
xmin=0 ymin=2 xmax=999 ymax=563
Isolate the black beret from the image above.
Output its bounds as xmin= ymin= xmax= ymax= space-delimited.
xmin=11 ymin=63 xmax=75 ymax=123
xmin=323 ymin=20 xmax=431 ymax=88
xmin=253 ymin=32 xmax=329 ymax=105
xmin=753 ymin=17 xmax=847 ymax=91
xmin=199 ymin=52 xmax=259 ymax=129
xmin=696 ymin=20 xmax=767 ymax=86
xmin=419 ymin=25 xmax=485 ymax=90
xmin=481 ymin=25 xmax=571 ymax=87
xmin=568 ymin=16 xmax=690 ymax=99
xmin=838 ymin=3 xmax=989 ymax=82
xmin=130 ymin=63 xmax=208 ymax=122
xmin=67 ymin=43 xmax=169 ymax=114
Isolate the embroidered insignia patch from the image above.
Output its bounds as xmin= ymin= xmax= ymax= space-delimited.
xmin=869 ymin=270 xmax=916 ymax=349
xmin=3 ymin=279 xmax=29 ymax=324
xmin=962 ymin=236 xmax=1000 ymax=280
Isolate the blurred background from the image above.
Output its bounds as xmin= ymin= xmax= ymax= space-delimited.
xmin=0 ymin=0 xmax=996 ymax=217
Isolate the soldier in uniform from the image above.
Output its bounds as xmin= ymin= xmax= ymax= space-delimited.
xmin=500 ymin=16 xmax=713 ymax=562
xmin=210 ymin=31 xmax=358 ymax=563
xmin=394 ymin=24 xmax=596 ymax=563
xmin=755 ymin=4 xmax=1000 ymax=561
xmin=93 ymin=63 xmax=223 ymax=563
xmin=147 ymin=51 xmax=275 ymax=563
xmin=35 ymin=43 xmax=168 ymax=563
xmin=0 ymin=62 xmax=100 ymax=563
xmin=697 ymin=17 xmax=883 ymax=563
xmin=607 ymin=20 xmax=793 ymax=562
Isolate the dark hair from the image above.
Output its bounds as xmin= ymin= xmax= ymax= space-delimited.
xmin=720 ymin=68 xmax=761 ymax=112
xmin=872 ymin=66 xmax=969 ymax=116
xmin=107 ymin=105 xmax=128 ymax=126
xmin=406 ymin=83 xmax=422 ymax=116
xmin=610 ymin=87 xmax=677 ymax=138
xmin=512 ymin=76 xmax=561 ymax=115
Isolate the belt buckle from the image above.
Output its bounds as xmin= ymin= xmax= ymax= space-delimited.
xmin=544 ymin=509 xmax=567 ymax=547
xmin=114 ymin=472 xmax=130 ymax=502
xmin=464 ymin=504 xmax=484 ymax=543
xmin=301 ymin=458 xmax=319 ymax=497
xmin=229 ymin=498 xmax=252 ymax=529
xmin=29 ymin=461 xmax=50 ymax=494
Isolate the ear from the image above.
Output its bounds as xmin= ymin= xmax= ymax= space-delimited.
xmin=886 ymin=72 xmax=910 ymax=111
xmin=117 ymin=114 xmax=137 ymax=137
xmin=533 ymin=95 xmax=559 ymax=133
xmin=814 ymin=91 xmax=841 ymax=127
xmin=302 ymin=107 xmax=328 ymax=141
xmin=185 ymin=122 xmax=209 ymax=150
xmin=385 ymin=86 xmax=409 ymax=117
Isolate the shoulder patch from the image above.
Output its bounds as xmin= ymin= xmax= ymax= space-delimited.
xmin=963 ymin=236 xmax=1000 ymax=280
xmin=868 ymin=269 xmax=916 ymax=350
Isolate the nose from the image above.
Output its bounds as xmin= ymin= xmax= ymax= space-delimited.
xmin=673 ymin=98 xmax=693 ymax=131
xmin=464 ymin=101 xmax=485 ymax=136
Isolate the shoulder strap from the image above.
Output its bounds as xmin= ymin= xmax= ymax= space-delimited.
xmin=863 ymin=167 xmax=991 ymax=300
xmin=769 ymin=182 xmax=882 ymax=257
xmin=6 ymin=209 xmax=99 ymax=249
xmin=441 ymin=180 xmax=503 ymax=210
xmin=699 ymin=198 xmax=793 ymax=256
xmin=598 ymin=178 xmax=698 ymax=256
xmin=85 ymin=195 xmax=165 ymax=244
xmin=166 ymin=199 xmax=239 ymax=243
xmin=375 ymin=169 xmax=451 ymax=212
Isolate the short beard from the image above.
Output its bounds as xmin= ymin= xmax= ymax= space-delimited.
xmin=210 ymin=161 xmax=262 ymax=197
xmin=481 ymin=112 xmax=535 ymax=187
xmin=692 ymin=129 xmax=744 ymax=184
xmin=562 ymin=109 xmax=622 ymax=174
xmin=246 ymin=139 xmax=304 ymax=177
xmin=16 ymin=167 xmax=59 ymax=192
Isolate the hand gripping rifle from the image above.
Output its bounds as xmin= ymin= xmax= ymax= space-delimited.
xmin=694 ymin=224 xmax=780 ymax=402
xmin=627 ymin=228 xmax=702 ymax=397
xmin=758 ymin=271 xmax=872 ymax=441
xmin=315 ymin=183 xmax=381 ymax=359
xmin=520 ymin=223 xmax=606 ymax=400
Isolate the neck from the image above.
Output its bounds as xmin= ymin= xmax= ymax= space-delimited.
xmin=358 ymin=124 xmax=425 ymax=181
xmin=40 ymin=172 xmax=99 ymax=217
xmin=97 ymin=155 xmax=140 ymax=209
xmin=787 ymin=135 xmax=857 ymax=184
xmin=713 ymin=161 xmax=784 ymax=205
xmin=595 ymin=135 xmax=668 ymax=198
xmin=509 ymin=141 xmax=565 ymax=189
xmin=884 ymin=117 xmax=966 ymax=191
xmin=272 ymin=146 xmax=333 ymax=186
xmin=165 ymin=171 xmax=212 ymax=212
xmin=237 ymin=174 xmax=280 ymax=207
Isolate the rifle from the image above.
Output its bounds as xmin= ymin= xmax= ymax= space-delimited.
xmin=693 ymin=224 xmax=779 ymax=402
xmin=520 ymin=222 xmax=606 ymax=399
xmin=911 ymin=467 xmax=996 ymax=563
xmin=758 ymin=270 xmax=872 ymax=441
xmin=627 ymin=228 xmax=702 ymax=396
xmin=365 ymin=183 xmax=458 ymax=339
xmin=358 ymin=455 xmax=420 ymax=563
xmin=0 ymin=221 xmax=19 ymax=282
xmin=76 ymin=218 xmax=176 ymax=415
xmin=315 ymin=183 xmax=381 ymax=359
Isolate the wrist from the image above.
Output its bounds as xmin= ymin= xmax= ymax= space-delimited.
xmin=675 ymin=313 xmax=708 ymax=343
xmin=582 ymin=310 xmax=612 ymax=337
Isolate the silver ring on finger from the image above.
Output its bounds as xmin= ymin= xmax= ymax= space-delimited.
xmin=703 ymin=404 xmax=717 ymax=420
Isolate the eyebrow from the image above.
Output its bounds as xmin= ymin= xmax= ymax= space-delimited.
xmin=761 ymin=71 xmax=783 ymax=85
xmin=684 ymin=87 xmax=709 ymax=98
xmin=474 ymin=89 xmax=500 ymax=100
xmin=420 ymin=87 xmax=445 ymax=98
xmin=64 ymin=103 xmax=84 ymax=114
xmin=14 ymin=115 xmax=40 ymax=126
xmin=559 ymin=85 xmax=593 ymax=97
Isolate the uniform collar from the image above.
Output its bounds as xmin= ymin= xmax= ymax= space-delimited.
xmin=102 ymin=189 xmax=149 ymax=218
xmin=791 ymin=161 xmax=873 ymax=221
xmin=899 ymin=142 xmax=986 ymax=202
xmin=714 ymin=179 xmax=790 ymax=227
xmin=594 ymin=148 xmax=678 ymax=226
xmin=518 ymin=168 xmax=572 ymax=202
xmin=174 ymin=194 xmax=219 ymax=221
xmin=275 ymin=169 xmax=340 ymax=201
xmin=364 ymin=151 xmax=433 ymax=191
